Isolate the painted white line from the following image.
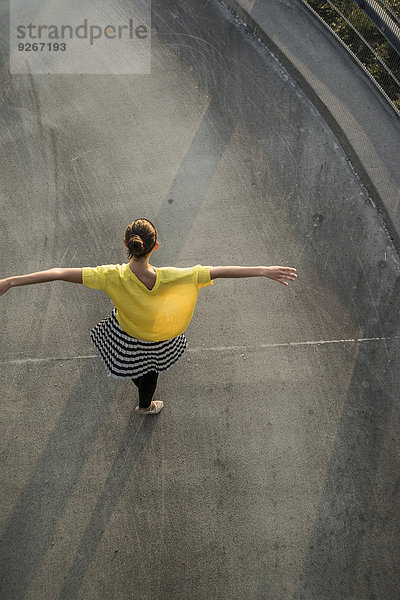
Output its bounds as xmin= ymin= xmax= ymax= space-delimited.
xmin=191 ymin=336 xmax=400 ymax=351
xmin=0 ymin=336 xmax=398 ymax=365
xmin=0 ymin=355 xmax=99 ymax=365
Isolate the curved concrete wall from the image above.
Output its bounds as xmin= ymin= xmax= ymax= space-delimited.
xmin=221 ymin=0 xmax=400 ymax=252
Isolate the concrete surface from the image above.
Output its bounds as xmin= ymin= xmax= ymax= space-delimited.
xmin=222 ymin=0 xmax=400 ymax=251
xmin=0 ymin=0 xmax=400 ymax=599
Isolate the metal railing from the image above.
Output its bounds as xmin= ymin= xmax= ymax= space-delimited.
xmin=300 ymin=0 xmax=400 ymax=117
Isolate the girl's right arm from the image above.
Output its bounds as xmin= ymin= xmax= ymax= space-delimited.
xmin=209 ymin=265 xmax=297 ymax=285
xmin=0 ymin=268 xmax=83 ymax=296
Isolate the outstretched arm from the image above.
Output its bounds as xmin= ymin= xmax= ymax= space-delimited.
xmin=0 ymin=268 xmax=83 ymax=296
xmin=209 ymin=266 xmax=297 ymax=286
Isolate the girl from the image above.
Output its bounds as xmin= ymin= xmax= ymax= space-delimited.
xmin=0 ymin=218 xmax=297 ymax=414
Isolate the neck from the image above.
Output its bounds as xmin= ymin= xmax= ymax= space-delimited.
xmin=129 ymin=256 xmax=151 ymax=269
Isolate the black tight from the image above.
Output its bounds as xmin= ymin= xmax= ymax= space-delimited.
xmin=132 ymin=371 xmax=159 ymax=408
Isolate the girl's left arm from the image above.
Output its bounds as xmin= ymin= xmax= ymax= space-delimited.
xmin=0 ymin=268 xmax=83 ymax=296
xmin=209 ymin=266 xmax=297 ymax=285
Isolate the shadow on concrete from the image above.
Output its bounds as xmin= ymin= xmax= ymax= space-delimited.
xmin=0 ymin=362 xmax=157 ymax=600
xmin=295 ymin=338 xmax=400 ymax=599
xmin=155 ymin=95 xmax=236 ymax=265
xmin=58 ymin=410 xmax=156 ymax=600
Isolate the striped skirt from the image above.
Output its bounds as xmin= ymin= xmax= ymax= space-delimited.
xmin=90 ymin=308 xmax=188 ymax=379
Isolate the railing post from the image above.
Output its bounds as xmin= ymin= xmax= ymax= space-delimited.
xmin=353 ymin=0 xmax=400 ymax=56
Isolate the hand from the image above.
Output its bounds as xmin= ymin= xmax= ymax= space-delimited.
xmin=263 ymin=266 xmax=297 ymax=285
xmin=0 ymin=278 xmax=11 ymax=296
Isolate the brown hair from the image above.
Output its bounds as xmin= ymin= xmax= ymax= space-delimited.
xmin=124 ymin=218 xmax=158 ymax=259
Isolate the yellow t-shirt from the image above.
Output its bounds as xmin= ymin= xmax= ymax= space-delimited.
xmin=82 ymin=263 xmax=214 ymax=341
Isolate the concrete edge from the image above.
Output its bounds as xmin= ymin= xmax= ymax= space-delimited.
xmin=219 ymin=0 xmax=400 ymax=254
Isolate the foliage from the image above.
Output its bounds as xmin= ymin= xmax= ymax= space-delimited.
xmin=304 ymin=0 xmax=400 ymax=110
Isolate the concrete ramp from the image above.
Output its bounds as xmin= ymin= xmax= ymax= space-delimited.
xmin=1 ymin=0 xmax=399 ymax=598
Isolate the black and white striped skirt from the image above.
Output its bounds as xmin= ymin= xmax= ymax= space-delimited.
xmin=90 ymin=308 xmax=188 ymax=379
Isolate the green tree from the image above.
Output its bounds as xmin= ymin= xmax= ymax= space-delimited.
xmin=305 ymin=0 xmax=400 ymax=110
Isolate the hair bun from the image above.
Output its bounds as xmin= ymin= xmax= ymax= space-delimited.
xmin=130 ymin=234 xmax=144 ymax=251
xmin=124 ymin=219 xmax=157 ymax=259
